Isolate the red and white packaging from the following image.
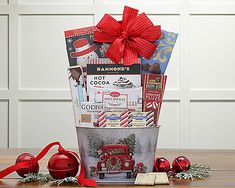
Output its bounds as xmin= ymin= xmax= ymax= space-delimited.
xmin=89 ymin=86 xmax=142 ymax=112
xmin=142 ymin=74 xmax=167 ymax=125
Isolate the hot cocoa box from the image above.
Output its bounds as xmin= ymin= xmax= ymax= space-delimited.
xmin=86 ymin=64 xmax=141 ymax=96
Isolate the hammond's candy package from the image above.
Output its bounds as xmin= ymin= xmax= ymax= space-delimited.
xmin=86 ymin=63 xmax=141 ymax=96
xmin=141 ymin=30 xmax=178 ymax=74
xmin=143 ymin=74 xmax=167 ymax=125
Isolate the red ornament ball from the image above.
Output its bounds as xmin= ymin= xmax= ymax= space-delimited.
xmin=172 ymin=156 xmax=191 ymax=173
xmin=15 ymin=153 xmax=39 ymax=177
xmin=47 ymin=152 xmax=79 ymax=179
xmin=153 ymin=157 xmax=170 ymax=173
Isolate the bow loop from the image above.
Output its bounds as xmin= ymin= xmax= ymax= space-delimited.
xmin=131 ymin=37 xmax=157 ymax=60
xmin=94 ymin=6 xmax=161 ymax=65
xmin=128 ymin=13 xmax=154 ymax=36
xmin=105 ymin=37 xmax=125 ymax=63
xmin=140 ymin=25 xmax=161 ymax=41
xmin=122 ymin=6 xmax=138 ymax=31
xmin=96 ymin=14 xmax=122 ymax=37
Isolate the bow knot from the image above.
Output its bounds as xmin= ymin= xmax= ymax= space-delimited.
xmin=122 ymin=31 xmax=129 ymax=40
xmin=94 ymin=6 xmax=161 ymax=66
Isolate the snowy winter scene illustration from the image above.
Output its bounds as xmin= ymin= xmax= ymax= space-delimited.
xmin=70 ymin=38 xmax=98 ymax=67
xmin=65 ymin=32 xmax=108 ymax=67
xmin=76 ymin=127 xmax=159 ymax=183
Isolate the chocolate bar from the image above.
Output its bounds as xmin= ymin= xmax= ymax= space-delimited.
xmin=143 ymin=74 xmax=167 ymax=125
xmin=89 ymin=87 xmax=142 ymax=111
xmin=134 ymin=173 xmax=155 ymax=185
xmin=149 ymin=172 xmax=170 ymax=185
xmin=98 ymin=112 xmax=121 ymax=128
xmin=98 ymin=111 xmax=132 ymax=128
xmin=129 ymin=111 xmax=155 ymax=127
xmin=79 ymin=102 xmax=105 ymax=127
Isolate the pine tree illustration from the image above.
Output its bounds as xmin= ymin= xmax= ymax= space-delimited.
xmin=87 ymin=130 xmax=104 ymax=157
xmin=117 ymin=134 xmax=136 ymax=155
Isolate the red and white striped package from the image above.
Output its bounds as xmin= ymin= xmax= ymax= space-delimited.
xmin=98 ymin=111 xmax=132 ymax=128
xmin=143 ymin=74 xmax=167 ymax=126
xmin=98 ymin=111 xmax=107 ymax=127
xmin=129 ymin=111 xmax=155 ymax=127
xmin=88 ymin=58 xmax=141 ymax=65
xmin=120 ymin=111 xmax=131 ymax=127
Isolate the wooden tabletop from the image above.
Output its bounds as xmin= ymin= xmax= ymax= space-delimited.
xmin=0 ymin=149 xmax=235 ymax=187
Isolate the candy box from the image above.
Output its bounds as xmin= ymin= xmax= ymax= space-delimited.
xmin=86 ymin=64 xmax=141 ymax=96
xmin=129 ymin=111 xmax=155 ymax=127
xmin=143 ymin=74 xmax=167 ymax=125
xmin=64 ymin=26 xmax=107 ymax=67
xmin=79 ymin=102 xmax=105 ymax=127
xmin=141 ymin=30 xmax=178 ymax=74
xmin=98 ymin=111 xmax=122 ymax=128
xmin=98 ymin=111 xmax=132 ymax=128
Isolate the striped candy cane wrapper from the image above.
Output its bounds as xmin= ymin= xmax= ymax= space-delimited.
xmin=88 ymin=58 xmax=141 ymax=65
xmin=128 ymin=118 xmax=133 ymax=127
xmin=120 ymin=111 xmax=130 ymax=127
xmin=98 ymin=111 xmax=107 ymax=127
xmin=146 ymin=111 xmax=155 ymax=127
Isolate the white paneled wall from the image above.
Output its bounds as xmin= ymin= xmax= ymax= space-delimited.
xmin=0 ymin=0 xmax=235 ymax=149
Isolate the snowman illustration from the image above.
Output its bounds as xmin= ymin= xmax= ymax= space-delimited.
xmin=70 ymin=38 xmax=98 ymax=67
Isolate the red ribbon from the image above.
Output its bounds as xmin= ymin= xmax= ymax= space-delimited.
xmin=0 ymin=142 xmax=97 ymax=187
xmin=94 ymin=6 xmax=161 ymax=66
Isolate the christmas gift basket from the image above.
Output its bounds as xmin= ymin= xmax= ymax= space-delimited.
xmin=64 ymin=6 xmax=178 ymax=183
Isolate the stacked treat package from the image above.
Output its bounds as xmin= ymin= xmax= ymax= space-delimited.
xmin=65 ymin=26 xmax=177 ymax=129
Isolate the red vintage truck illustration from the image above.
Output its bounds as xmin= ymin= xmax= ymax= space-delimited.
xmin=97 ymin=144 xmax=135 ymax=179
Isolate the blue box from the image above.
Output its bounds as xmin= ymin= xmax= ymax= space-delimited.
xmin=141 ymin=30 xmax=178 ymax=74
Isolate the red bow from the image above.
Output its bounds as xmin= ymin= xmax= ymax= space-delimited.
xmin=94 ymin=6 xmax=161 ymax=66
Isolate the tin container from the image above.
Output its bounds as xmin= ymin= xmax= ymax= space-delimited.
xmin=76 ymin=126 xmax=160 ymax=183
